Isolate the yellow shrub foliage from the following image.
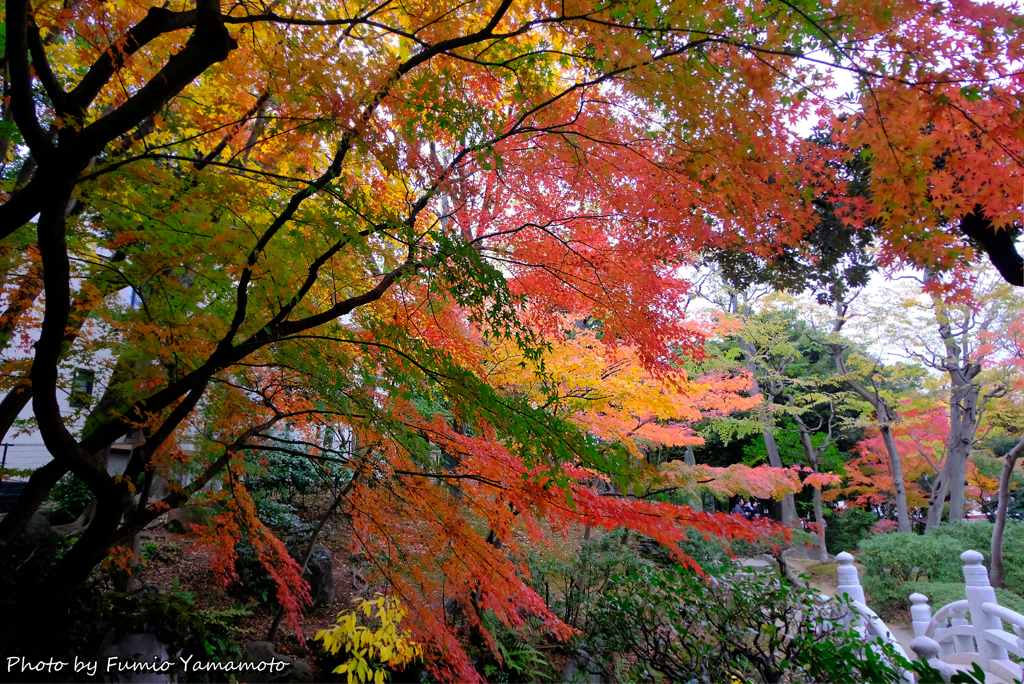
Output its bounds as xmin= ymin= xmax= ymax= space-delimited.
xmin=316 ymin=595 xmax=423 ymax=684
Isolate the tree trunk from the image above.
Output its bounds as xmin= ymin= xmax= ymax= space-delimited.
xmin=937 ymin=378 xmax=979 ymax=525
xmin=796 ymin=421 xmax=829 ymax=561
xmin=812 ymin=485 xmax=827 ymax=561
xmin=763 ymin=430 xmax=799 ymax=527
xmin=267 ymin=481 xmax=350 ymax=642
xmin=733 ymin=296 xmax=797 ymax=527
xmin=683 ymin=444 xmax=703 ymax=512
xmin=925 ymin=468 xmax=951 ymax=530
xmin=991 ymin=437 xmax=1024 ymax=589
xmin=828 ymin=303 xmax=912 ymax=533
xmin=828 ymin=334 xmax=912 ymax=533
xmin=926 ymin=279 xmax=987 ymax=528
xmin=877 ymin=421 xmax=912 ymax=533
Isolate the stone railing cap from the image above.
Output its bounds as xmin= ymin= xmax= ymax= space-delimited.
xmin=961 ymin=549 xmax=985 ymax=564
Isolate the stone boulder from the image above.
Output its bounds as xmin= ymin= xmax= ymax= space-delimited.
xmin=782 ymin=545 xmax=836 ymax=563
xmin=243 ymin=642 xmax=315 ymax=683
xmin=19 ymin=512 xmax=54 ymax=542
xmin=560 ymin=648 xmax=603 ymax=683
xmin=301 ymin=546 xmax=335 ymax=606
xmin=97 ymin=631 xmax=175 ymax=683
xmin=166 ymin=506 xmax=213 ymax=533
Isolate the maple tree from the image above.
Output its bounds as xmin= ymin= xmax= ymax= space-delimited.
xmin=825 ymin=402 xmax=1009 ymax=521
xmin=1 ymin=0 xmax=1023 ymax=677
xmin=862 ymin=268 xmax=1024 ymax=527
xmin=827 ymin=405 xmax=947 ymax=511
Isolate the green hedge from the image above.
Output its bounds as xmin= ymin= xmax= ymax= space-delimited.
xmin=927 ymin=521 xmax=1024 ymax=595
xmin=903 ymin=581 xmax=1024 ymax=616
xmin=856 ymin=521 xmax=1024 ymax=618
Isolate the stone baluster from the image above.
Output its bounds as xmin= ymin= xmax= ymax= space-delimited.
xmin=950 ymin=604 xmax=973 ymax=654
xmin=961 ymin=549 xmax=1008 ymax=668
xmin=910 ymin=637 xmax=958 ymax=683
xmin=836 ymin=552 xmax=866 ymax=603
xmin=836 ymin=551 xmax=866 ymax=631
xmin=910 ymin=593 xmax=933 ymax=639
xmin=813 ymin=593 xmax=834 ymax=636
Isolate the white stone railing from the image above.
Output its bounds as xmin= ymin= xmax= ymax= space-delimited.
xmin=907 ymin=550 xmax=1024 ymax=684
xmin=832 ymin=551 xmax=914 ymax=682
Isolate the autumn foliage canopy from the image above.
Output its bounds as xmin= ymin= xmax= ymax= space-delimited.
xmin=0 ymin=0 xmax=1022 ymax=677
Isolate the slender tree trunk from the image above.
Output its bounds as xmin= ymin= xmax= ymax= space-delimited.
xmin=731 ymin=295 xmax=797 ymax=527
xmin=683 ymin=444 xmax=703 ymax=512
xmin=925 ymin=468 xmax=951 ymax=530
xmin=812 ymin=485 xmax=827 ymax=561
xmin=796 ymin=422 xmax=829 ymax=561
xmin=991 ymin=437 xmax=1024 ymax=589
xmin=829 ymin=303 xmax=912 ymax=533
xmin=877 ymin=420 xmax=912 ymax=533
xmin=267 ymin=482 xmax=350 ymax=642
xmin=763 ymin=429 xmax=799 ymax=527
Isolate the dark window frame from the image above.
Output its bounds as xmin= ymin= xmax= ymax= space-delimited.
xmin=69 ymin=368 xmax=95 ymax=408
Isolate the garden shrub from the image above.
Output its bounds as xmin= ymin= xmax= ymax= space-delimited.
xmin=232 ymin=541 xmax=279 ymax=606
xmin=591 ymin=564 xmax=916 ymax=684
xmin=637 ymin=530 xmax=733 ymax=572
xmin=872 ymin=519 xmax=899 ymax=535
xmin=728 ymin=528 xmax=814 ymax=560
xmin=928 ymin=521 xmax=1024 ymax=595
xmin=1010 ymin=490 xmax=1024 ymax=521
xmin=1 ymin=536 xmax=245 ymax=684
xmin=48 ymin=472 xmax=91 ymax=524
xmin=903 ymin=581 xmax=1024 ymax=615
xmin=857 ymin=533 xmax=964 ymax=617
xmin=825 ymin=507 xmax=877 ymax=554
xmin=254 ymin=496 xmax=309 ymax=537
xmin=477 ymin=613 xmax=554 ymax=684
xmin=857 ymin=522 xmax=1024 ymax=618
xmin=246 ymin=449 xmax=321 ymax=503
xmin=232 ymin=498 xmax=314 ymax=607
xmin=524 ymin=534 xmax=645 ymax=630
xmin=104 ymin=589 xmax=250 ymax=683
xmin=316 ymin=594 xmax=423 ymax=684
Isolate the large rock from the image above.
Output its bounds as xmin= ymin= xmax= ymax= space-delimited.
xmin=301 ymin=546 xmax=335 ymax=606
xmin=783 ymin=545 xmax=835 ymax=563
xmin=19 ymin=512 xmax=54 ymax=541
xmin=166 ymin=506 xmax=213 ymax=533
xmin=243 ymin=642 xmax=315 ymax=683
xmin=561 ymin=648 xmax=603 ymax=683
xmin=97 ymin=631 xmax=175 ymax=683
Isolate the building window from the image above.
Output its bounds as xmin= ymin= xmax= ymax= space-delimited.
xmin=70 ymin=369 xmax=95 ymax=408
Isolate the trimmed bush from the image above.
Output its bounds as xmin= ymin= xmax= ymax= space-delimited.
xmin=857 ymin=533 xmax=964 ymax=617
xmin=857 ymin=521 xmax=1024 ymax=617
xmin=592 ymin=565 xmax=917 ymax=684
xmin=48 ymin=473 xmax=91 ymax=524
xmin=904 ymin=581 xmax=1024 ymax=615
xmin=927 ymin=521 xmax=1024 ymax=595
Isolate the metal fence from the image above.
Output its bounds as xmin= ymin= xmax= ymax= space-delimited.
xmin=0 ymin=443 xmax=53 ymax=474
